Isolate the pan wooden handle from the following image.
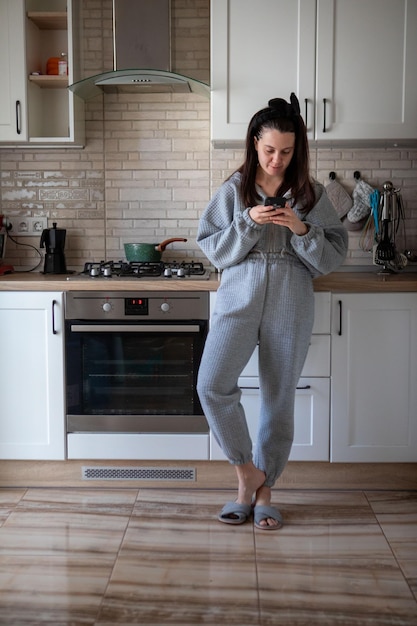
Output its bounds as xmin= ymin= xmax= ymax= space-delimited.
xmin=157 ymin=237 xmax=187 ymax=252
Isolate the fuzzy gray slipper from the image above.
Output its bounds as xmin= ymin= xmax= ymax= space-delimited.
xmin=254 ymin=505 xmax=283 ymax=530
xmin=217 ymin=501 xmax=252 ymax=525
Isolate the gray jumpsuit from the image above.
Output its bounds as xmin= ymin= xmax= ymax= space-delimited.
xmin=196 ymin=173 xmax=348 ymax=487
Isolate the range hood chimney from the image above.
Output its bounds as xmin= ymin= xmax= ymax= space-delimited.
xmin=68 ymin=0 xmax=210 ymax=100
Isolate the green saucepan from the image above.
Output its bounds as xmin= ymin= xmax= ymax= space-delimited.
xmin=124 ymin=238 xmax=188 ymax=263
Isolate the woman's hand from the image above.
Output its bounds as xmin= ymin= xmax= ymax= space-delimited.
xmin=249 ymin=203 xmax=309 ymax=236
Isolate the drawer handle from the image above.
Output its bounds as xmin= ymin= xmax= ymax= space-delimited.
xmin=52 ymin=299 xmax=57 ymax=335
xmin=323 ymin=98 xmax=328 ymax=133
xmin=16 ymin=100 xmax=22 ymax=135
xmin=296 ymin=385 xmax=311 ymax=390
xmin=338 ymin=299 xmax=342 ymax=335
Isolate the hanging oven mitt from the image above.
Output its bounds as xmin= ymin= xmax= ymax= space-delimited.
xmin=326 ymin=172 xmax=353 ymax=219
xmin=347 ymin=174 xmax=375 ymax=223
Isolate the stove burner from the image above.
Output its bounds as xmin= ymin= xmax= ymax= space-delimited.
xmin=80 ymin=260 xmax=208 ymax=279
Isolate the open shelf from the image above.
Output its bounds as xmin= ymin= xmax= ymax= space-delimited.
xmin=27 ymin=11 xmax=67 ymax=30
xmin=29 ymin=74 xmax=68 ymax=88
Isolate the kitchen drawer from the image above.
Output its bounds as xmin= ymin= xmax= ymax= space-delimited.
xmin=209 ymin=377 xmax=330 ymax=461
xmin=209 ymin=291 xmax=331 ymax=335
xmin=240 ymin=334 xmax=330 ymax=378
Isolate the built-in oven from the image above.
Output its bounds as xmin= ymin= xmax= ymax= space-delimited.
xmin=64 ymin=290 xmax=210 ymax=460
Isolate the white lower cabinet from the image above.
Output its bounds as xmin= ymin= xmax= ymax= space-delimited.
xmin=331 ymin=293 xmax=417 ymax=462
xmin=209 ymin=290 xmax=417 ymax=463
xmin=0 ymin=291 xmax=65 ymax=460
xmin=0 ymin=0 xmax=27 ymax=141
xmin=209 ymin=291 xmax=331 ymax=461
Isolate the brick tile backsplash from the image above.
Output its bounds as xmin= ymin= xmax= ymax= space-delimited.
xmin=1 ymin=0 xmax=416 ymax=271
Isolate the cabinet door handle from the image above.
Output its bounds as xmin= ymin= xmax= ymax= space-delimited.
xmin=52 ymin=299 xmax=58 ymax=335
xmin=304 ymin=98 xmax=308 ymax=128
xmin=338 ymin=299 xmax=342 ymax=336
xmin=16 ymin=100 xmax=22 ymax=135
xmin=296 ymin=385 xmax=311 ymax=390
xmin=322 ymin=98 xmax=327 ymax=133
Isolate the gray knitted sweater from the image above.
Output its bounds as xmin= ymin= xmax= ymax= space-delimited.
xmin=197 ymin=172 xmax=348 ymax=277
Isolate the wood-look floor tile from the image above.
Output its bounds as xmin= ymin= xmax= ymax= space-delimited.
xmin=0 ymin=487 xmax=415 ymax=624
xmin=98 ymin=490 xmax=260 ymax=624
xmin=255 ymin=523 xmax=393 ymax=560
xmin=0 ymin=510 xmax=129 ymax=556
xmin=0 ymin=488 xmax=27 ymax=525
xmin=123 ymin=515 xmax=254 ymax=558
xmin=256 ymin=557 xmax=417 ymax=625
xmin=267 ymin=489 xmax=377 ymax=525
xmin=99 ymin=537 xmax=259 ymax=625
xmin=99 ymin=554 xmax=259 ymax=625
xmin=133 ymin=488 xmax=233 ymax=522
xmin=0 ymin=554 xmax=113 ymax=625
xmin=365 ymin=491 xmax=417 ymax=536
xmin=18 ymin=487 xmax=138 ymax=515
xmin=366 ymin=491 xmax=417 ymax=600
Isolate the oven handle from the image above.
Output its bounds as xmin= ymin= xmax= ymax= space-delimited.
xmin=70 ymin=324 xmax=202 ymax=333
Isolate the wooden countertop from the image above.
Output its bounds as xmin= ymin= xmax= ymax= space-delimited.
xmin=313 ymin=271 xmax=417 ymax=292
xmin=0 ymin=270 xmax=417 ymax=293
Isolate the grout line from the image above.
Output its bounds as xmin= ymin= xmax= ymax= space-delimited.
xmin=364 ymin=491 xmax=417 ymax=601
xmin=252 ymin=522 xmax=263 ymax=626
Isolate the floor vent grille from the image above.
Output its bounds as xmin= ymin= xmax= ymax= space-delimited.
xmin=82 ymin=466 xmax=196 ymax=482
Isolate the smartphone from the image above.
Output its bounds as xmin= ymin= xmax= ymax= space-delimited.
xmin=264 ymin=196 xmax=286 ymax=208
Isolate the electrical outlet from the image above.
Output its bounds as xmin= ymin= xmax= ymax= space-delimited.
xmin=5 ymin=216 xmax=47 ymax=237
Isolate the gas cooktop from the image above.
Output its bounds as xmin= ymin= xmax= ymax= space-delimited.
xmin=66 ymin=260 xmax=211 ymax=281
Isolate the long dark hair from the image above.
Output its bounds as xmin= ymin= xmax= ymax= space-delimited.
xmin=232 ymin=93 xmax=315 ymax=213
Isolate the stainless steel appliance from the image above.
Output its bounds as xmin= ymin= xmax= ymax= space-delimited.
xmin=66 ymin=260 xmax=211 ymax=281
xmin=64 ymin=289 xmax=210 ymax=460
xmin=68 ymin=0 xmax=210 ymax=99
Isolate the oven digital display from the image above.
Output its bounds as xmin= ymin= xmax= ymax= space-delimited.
xmin=125 ymin=297 xmax=149 ymax=315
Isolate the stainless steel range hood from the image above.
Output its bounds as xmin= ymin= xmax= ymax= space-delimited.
xmin=68 ymin=0 xmax=210 ymax=100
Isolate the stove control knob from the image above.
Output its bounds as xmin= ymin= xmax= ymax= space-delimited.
xmin=161 ymin=302 xmax=170 ymax=313
xmin=177 ymin=268 xmax=186 ymax=277
xmin=102 ymin=302 xmax=112 ymax=313
xmin=103 ymin=267 xmax=112 ymax=277
xmin=163 ymin=268 xmax=172 ymax=278
xmin=90 ymin=267 xmax=100 ymax=277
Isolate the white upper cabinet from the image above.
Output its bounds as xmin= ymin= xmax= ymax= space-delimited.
xmin=315 ymin=0 xmax=417 ymax=141
xmin=0 ymin=0 xmax=28 ymax=141
xmin=0 ymin=0 xmax=84 ymax=145
xmin=211 ymin=0 xmax=315 ymax=145
xmin=211 ymin=0 xmax=417 ymax=145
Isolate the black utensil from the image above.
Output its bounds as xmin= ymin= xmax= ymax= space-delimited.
xmin=375 ymin=220 xmax=396 ymax=262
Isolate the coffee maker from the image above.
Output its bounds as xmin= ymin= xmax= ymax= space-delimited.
xmin=0 ymin=215 xmax=14 ymax=275
xmin=40 ymin=222 xmax=67 ymax=274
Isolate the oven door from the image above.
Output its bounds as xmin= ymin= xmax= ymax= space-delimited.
xmin=65 ymin=320 xmax=208 ymax=433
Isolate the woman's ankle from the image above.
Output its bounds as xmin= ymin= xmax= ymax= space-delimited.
xmin=235 ymin=463 xmax=265 ymax=504
xmin=255 ymin=484 xmax=272 ymax=506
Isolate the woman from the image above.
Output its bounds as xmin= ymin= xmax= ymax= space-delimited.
xmin=197 ymin=93 xmax=348 ymax=530
xmin=197 ymin=94 xmax=348 ymax=530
